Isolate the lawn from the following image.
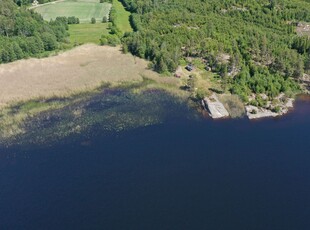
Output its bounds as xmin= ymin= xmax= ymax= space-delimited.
xmin=33 ymin=0 xmax=112 ymax=23
xmin=69 ymin=23 xmax=109 ymax=44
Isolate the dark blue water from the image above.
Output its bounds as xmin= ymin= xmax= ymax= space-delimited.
xmin=0 ymin=97 xmax=310 ymax=230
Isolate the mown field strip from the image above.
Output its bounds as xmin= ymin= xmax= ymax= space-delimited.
xmin=112 ymin=0 xmax=132 ymax=33
xmin=68 ymin=23 xmax=109 ymax=44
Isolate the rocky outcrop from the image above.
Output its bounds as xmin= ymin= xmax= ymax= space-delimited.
xmin=246 ymin=105 xmax=278 ymax=119
xmin=246 ymin=94 xmax=294 ymax=119
xmin=202 ymin=94 xmax=229 ymax=119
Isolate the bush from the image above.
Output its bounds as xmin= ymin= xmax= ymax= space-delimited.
xmin=100 ymin=34 xmax=121 ymax=46
xmin=91 ymin=17 xmax=96 ymax=24
xmin=196 ymin=88 xmax=207 ymax=100
xmin=256 ymin=95 xmax=267 ymax=107
xmin=272 ymin=106 xmax=281 ymax=113
xmin=249 ymin=100 xmax=258 ymax=106
xmin=55 ymin=17 xmax=68 ymax=25
xmin=68 ymin=16 xmax=79 ymax=24
xmin=102 ymin=16 xmax=108 ymax=23
xmin=251 ymin=109 xmax=257 ymax=114
xmin=110 ymin=25 xmax=122 ymax=37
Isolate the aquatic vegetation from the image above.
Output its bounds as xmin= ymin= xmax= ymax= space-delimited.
xmin=0 ymin=98 xmax=71 ymax=141
xmin=0 ymin=82 xmax=194 ymax=146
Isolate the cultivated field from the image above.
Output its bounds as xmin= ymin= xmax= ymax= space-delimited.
xmin=0 ymin=44 xmax=166 ymax=107
xmin=33 ymin=0 xmax=111 ymax=23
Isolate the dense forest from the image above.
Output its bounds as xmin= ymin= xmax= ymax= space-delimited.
xmin=0 ymin=0 xmax=68 ymax=63
xmin=120 ymin=0 xmax=310 ymax=100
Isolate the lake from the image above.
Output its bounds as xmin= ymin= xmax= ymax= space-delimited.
xmin=0 ymin=93 xmax=309 ymax=230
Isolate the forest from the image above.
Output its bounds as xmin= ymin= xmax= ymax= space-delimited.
xmin=0 ymin=0 xmax=68 ymax=63
xmin=120 ymin=0 xmax=310 ymax=100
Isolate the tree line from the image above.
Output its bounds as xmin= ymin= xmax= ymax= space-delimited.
xmin=100 ymin=4 xmax=122 ymax=46
xmin=0 ymin=0 xmax=69 ymax=64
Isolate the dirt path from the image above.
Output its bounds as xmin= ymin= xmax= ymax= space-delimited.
xmin=0 ymin=44 xmax=157 ymax=107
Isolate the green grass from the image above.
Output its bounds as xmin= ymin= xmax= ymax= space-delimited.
xmin=69 ymin=23 xmax=109 ymax=44
xmin=33 ymin=0 xmax=112 ymax=23
xmin=112 ymin=0 xmax=132 ymax=33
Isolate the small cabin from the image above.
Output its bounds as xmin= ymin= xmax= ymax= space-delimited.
xmin=185 ymin=64 xmax=194 ymax=72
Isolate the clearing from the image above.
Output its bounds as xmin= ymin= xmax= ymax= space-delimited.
xmin=296 ymin=22 xmax=310 ymax=37
xmin=112 ymin=0 xmax=132 ymax=33
xmin=0 ymin=44 xmax=165 ymax=108
xmin=69 ymin=23 xmax=109 ymax=44
xmin=33 ymin=0 xmax=111 ymax=23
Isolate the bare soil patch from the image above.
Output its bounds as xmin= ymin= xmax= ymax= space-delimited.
xmin=0 ymin=44 xmax=159 ymax=107
xmin=296 ymin=22 xmax=310 ymax=37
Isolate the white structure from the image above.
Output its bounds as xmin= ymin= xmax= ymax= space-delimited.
xmin=202 ymin=94 xmax=230 ymax=119
xmin=32 ymin=0 xmax=39 ymax=6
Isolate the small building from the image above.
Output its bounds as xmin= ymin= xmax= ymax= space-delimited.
xmin=32 ymin=0 xmax=39 ymax=6
xmin=185 ymin=64 xmax=194 ymax=71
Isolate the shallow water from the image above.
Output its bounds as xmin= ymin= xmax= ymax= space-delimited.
xmin=0 ymin=94 xmax=309 ymax=230
xmin=2 ymin=86 xmax=192 ymax=146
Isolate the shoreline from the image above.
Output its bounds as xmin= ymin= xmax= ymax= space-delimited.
xmin=202 ymin=93 xmax=298 ymax=120
xmin=0 ymin=43 xmax=307 ymax=130
xmin=0 ymin=45 xmax=188 ymax=141
xmin=0 ymin=80 xmax=189 ymax=145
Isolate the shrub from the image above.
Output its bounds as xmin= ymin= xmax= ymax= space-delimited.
xmin=196 ymin=88 xmax=207 ymax=100
xmin=100 ymin=34 xmax=121 ymax=46
xmin=256 ymin=95 xmax=267 ymax=107
xmin=251 ymin=109 xmax=257 ymax=114
xmin=102 ymin=16 xmax=108 ymax=23
xmin=68 ymin=16 xmax=79 ymax=24
xmin=91 ymin=17 xmax=96 ymax=24
xmin=272 ymin=106 xmax=281 ymax=113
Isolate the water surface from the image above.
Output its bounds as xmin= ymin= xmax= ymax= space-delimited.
xmin=0 ymin=95 xmax=309 ymax=230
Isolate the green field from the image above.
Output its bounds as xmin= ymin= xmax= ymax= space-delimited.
xmin=112 ymin=0 xmax=132 ymax=33
xmin=68 ymin=23 xmax=109 ymax=44
xmin=33 ymin=0 xmax=111 ymax=23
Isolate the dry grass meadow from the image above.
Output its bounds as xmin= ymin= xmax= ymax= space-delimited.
xmin=0 ymin=44 xmax=178 ymax=108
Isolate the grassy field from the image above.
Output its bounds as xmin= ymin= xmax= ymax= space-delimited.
xmin=69 ymin=23 xmax=109 ymax=44
xmin=112 ymin=0 xmax=132 ymax=33
xmin=33 ymin=0 xmax=111 ymax=23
